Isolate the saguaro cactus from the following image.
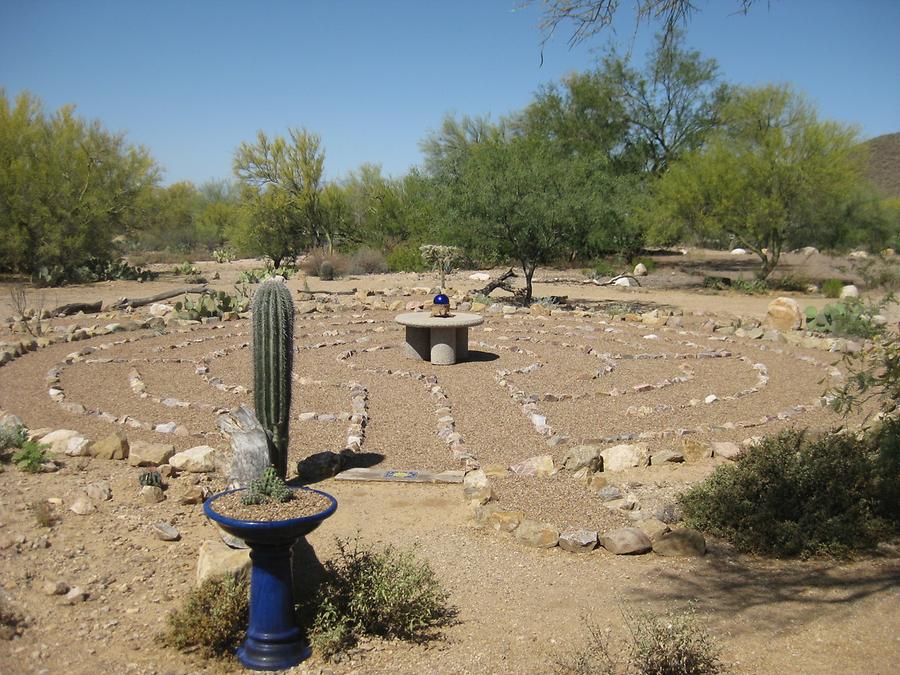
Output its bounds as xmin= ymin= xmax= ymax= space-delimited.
xmin=251 ymin=277 xmax=295 ymax=478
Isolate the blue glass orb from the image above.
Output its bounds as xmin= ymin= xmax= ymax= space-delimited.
xmin=433 ymin=294 xmax=450 ymax=305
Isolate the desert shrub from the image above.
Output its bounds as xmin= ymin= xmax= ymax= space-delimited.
xmin=557 ymin=606 xmax=722 ymax=675
xmin=303 ymin=538 xmax=453 ymax=658
xmin=12 ymin=441 xmax=48 ymax=473
xmin=821 ymin=278 xmax=844 ymax=298
xmin=0 ymin=423 xmax=28 ymax=452
xmin=349 ymin=247 xmax=388 ymax=275
xmin=163 ymin=575 xmax=249 ymax=657
xmin=701 ymin=276 xmax=767 ymax=294
xmin=173 ymin=261 xmax=200 ymax=276
xmin=680 ymin=423 xmax=900 ymax=557
xmin=385 ymin=242 xmax=426 ymax=272
xmin=0 ymin=593 xmax=26 ymax=640
xmin=832 ymin=335 xmax=899 ymax=416
xmin=30 ymin=500 xmax=56 ymax=528
xmin=592 ymin=259 xmax=618 ymax=278
xmin=805 ymin=296 xmax=892 ymax=338
xmin=301 ymin=249 xmax=349 ymax=278
xmin=770 ymin=274 xmax=809 ymax=292
xmin=212 ymin=247 xmax=235 ymax=264
xmin=470 ymin=293 xmax=494 ymax=306
xmin=858 ymin=258 xmax=900 ymax=291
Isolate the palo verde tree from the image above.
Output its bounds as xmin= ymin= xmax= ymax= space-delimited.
xmin=444 ymin=132 xmax=619 ymax=303
xmin=233 ymin=127 xmax=325 ymax=266
xmin=649 ymin=84 xmax=865 ymax=279
xmin=0 ymin=90 xmax=158 ymax=281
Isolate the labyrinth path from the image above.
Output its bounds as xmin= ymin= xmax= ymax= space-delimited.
xmin=0 ymin=305 xmax=863 ymax=533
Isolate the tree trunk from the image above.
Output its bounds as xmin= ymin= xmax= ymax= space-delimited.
xmin=522 ymin=263 xmax=535 ymax=305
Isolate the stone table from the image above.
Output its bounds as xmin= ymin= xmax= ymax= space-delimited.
xmin=394 ymin=312 xmax=484 ymax=365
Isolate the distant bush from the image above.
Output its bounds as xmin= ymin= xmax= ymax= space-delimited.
xmin=0 ymin=423 xmax=28 ymax=452
xmin=592 ymin=259 xmax=618 ymax=278
xmin=702 ymin=276 xmax=768 ymax=294
xmin=558 ymin=606 xmax=722 ymax=675
xmin=804 ymin=296 xmax=892 ymax=339
xmin=770 ymin=274 xmax=809 ymax=292
xmin=349 ymin=247 xmax=388 ymax=275
xmin=680 ymin=421 xmax=900 ymax=557
xmin=302 ymin=538 xmax=453 ymax=658
xmin=301 ymin=249 xmax=349 ymax=278
xmin=821 ymin=278 xmax=844 ymax=298
xmin=163 ymin=576 xmax=249 ymax=657
xmin=385 ymin=242 xmax=426 ymax=272
xmin=212 ymin=247 xmax=235 ymax=264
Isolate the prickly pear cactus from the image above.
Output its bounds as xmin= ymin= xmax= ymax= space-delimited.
xmin=251 ymin=278 xmax=295 ymax=478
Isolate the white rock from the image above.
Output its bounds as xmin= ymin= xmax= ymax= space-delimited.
xmin=730 ymin=248 xmax=748 ymax=255
xmin=169 ymin=445 xmax=219 ymax=473
xmin=39 ymin=429 xmax=81 ymax=454
xmin=766 ymin=297 xmax=803 ymax=331
xmin=468 ymin=272 xmax=491 ymax=281
xmin=600 ymin=443 xmax=650 ymax=472
xmin=69 ymin=495 xmax=95 ymax=515
xmin=848 ymin=250 xmax=869 ymax=260
xmin=149 ymin=303 xmax=174 ymax=317
xmin=64 ymin=436 xmax=92 ymax=457
xmin=839 ymin=284 xmax=859 ymax=299
xmin=704 ymin=394 xmax=718 ymax=404
xmin=612 ymin=276 xmax=639 ymax=287
xmin=633 ymin=262 xmax=648 ymax=277
xmin=711 ymin=441 xmax=742 ymax=460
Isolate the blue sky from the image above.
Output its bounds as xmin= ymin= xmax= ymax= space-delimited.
xmin=1 ymin=0 xmax=898 ymax=186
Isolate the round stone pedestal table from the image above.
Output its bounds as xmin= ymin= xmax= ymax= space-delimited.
xmin=394 ymin=312 xmax=484 ymax=365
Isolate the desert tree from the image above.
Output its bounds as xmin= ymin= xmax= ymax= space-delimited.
xmin=648 ymin=84 xmax=865 ymax=279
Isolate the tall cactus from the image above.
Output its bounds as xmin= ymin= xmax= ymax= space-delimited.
xmin=251 ymin=277 xmax=295 ymax=478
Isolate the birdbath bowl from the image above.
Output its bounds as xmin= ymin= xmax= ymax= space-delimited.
xmin=204 ymin=487 xmax=338 ymax=671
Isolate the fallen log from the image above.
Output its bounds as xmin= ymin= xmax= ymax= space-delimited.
xmin=47 ymin=301 xmax=103 ymax=317
xmin=108 ymin=285 xmax=208 ymax=310
xmin=475 ymin=268 xmax=517 ymax=296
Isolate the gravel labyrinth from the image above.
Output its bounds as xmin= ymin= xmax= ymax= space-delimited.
xmin=0 ymin=305 xmax=862 ymax=536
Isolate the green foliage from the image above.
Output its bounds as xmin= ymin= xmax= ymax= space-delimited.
xmin=139 ymin=470 xmax=162 ymax=488
xmin=0 ymin=90 xmax=158 ymax=279
xmin=173 ymin=261 xmax=199 ymax=276
xmin=680 ymin=425 xmax=900 ymax=557
xmin=12 ymin=440 xmax=48 ymax=473
xmin=592 ymin=258 xmax=619 ymax=278
xmin=173 ymin=287 xmax=251 ymax=321
xmin=303 ymin=538 xmax=453 ymax=658
xmin=212 ymin=247 xmax=235 ymax=264
xmin=349 ymin=247 xmax=388 ymax=274
xmin=241 ymin=466 xmax=293 ymax=505
xmin=251 ymin=279 xmax=294 ymax=477
xmin=822 ymin=278 xmax=845 ymax=298
xmin=233 ymin=128 xmax=325 ymax=266
xmin=385 ymin=242 xmax=427 ymax=272
xmin=557 ymin=606 xmax=722 ymax=675
xmin=832 ymin=335 xmax=899 ymax=416
xmin=769 ymin=274 xmax=809 ymax=293
xmin=803 ymin=297 xmax=890 ymax=338
xmin=0 ymin=423 xmax=28 ymax=451
xmin=702 ymin=276 xmax=767 ymax=294
xmin=649 ymin=84 xmax=868 ymax=279
xmin=236 ymin=262 xmax=296 ymax=284
xmin=163 ymin=575 xmax=249 ymax=657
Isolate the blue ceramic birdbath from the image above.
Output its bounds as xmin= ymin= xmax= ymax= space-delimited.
xmin=204 ymin=487 xmax=337 ymax=671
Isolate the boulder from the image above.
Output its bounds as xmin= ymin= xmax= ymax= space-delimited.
xmin=530 ymin=303 xmax=552 ymax=317
xmin=710 ymin=441 xmax=742 ymax=460
xmin=69 ymin=494 xmax=95 ymax=515
xmin=91 ymin=431 xmax=129 ymax=460
xmin=612 ymin=276 xmax=639 ymax=287
xmin=463 ymin=469 xmax=492 ymax=505
xmin=64 ymin=436 xmax=92 ymax=457
xmin=169 ymin=445 xmax=219 ymax=473
xmin=637 ymin=518 xmax=670 ymax=543
xmin=152 ymin=522 xmax=181 ymax=542
xmin=128 ymin=441 xmax=176 ymax=466
xmin=653 ymin=528 xmax=707 ymax=556
xmin=766 ymin=297 xmax=803 ymax=331
xmin=85 ymin=482 xmax=112 ymax=502
xmin=599 ymin=527 xmax=652 ymax=555
xmin=140 ymin=485 xmax=165 ymax=504
xmin=39 ymin=429 xmax=82 ymax=455
xmin=514 ymin=519 xmax=559 ymax=548
xmin=558 ymin=529 xmax=598 ymax=553
xmin=600 ymin=443 xmax=649 ymax=472
xmin=486 ymin=510 xmax=524 ymax=533
xmin=468 ymin=272 xmax=491 ymax=281
xmin=650 ymin=449 xmax=684 ymax=465
xmin=196 ymin=540 xmax=252 ymax=585
xmin=839 ymin=284 xmax=859 ymax=299
xmin=509 ymin=455 xmax=555 ymax=477
xmin=562 ymin=445 xmax=602 ymax=472
xmin=296 ymin=451 xmax=343 ymax=482
xmin=633 ymin=262 xmax=648 ymax=277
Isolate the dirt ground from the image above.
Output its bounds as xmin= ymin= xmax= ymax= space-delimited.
xmin=0 ymin=250 xmax=898 ymax=674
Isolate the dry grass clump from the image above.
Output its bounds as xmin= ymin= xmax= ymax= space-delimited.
xmin=162 ymin=576 xmax=249 ymax=657
xmin=558 ymin=606 xmax=722 ymax=675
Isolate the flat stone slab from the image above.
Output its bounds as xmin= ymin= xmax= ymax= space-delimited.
xmin=394 ymin=312 xmax=484 ymax=328
xmin=335 ymin=468 xmax=464 ymax=484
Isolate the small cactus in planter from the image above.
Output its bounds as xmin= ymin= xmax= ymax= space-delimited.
xmin=139 ymin=470 xmax=163 ymax=488
xmin=241 ymin=466 xmax=294 ymax=506
xmin=251 ymin=277 xmax=295 ymax=478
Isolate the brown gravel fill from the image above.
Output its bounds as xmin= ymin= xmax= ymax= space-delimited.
xmin=211 ymin=487 xmax=333 ymax=521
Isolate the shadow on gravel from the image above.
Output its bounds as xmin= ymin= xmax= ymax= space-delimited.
xmin=628 ymin=550 xmax=900 ymax=632
xmin=465 ymin=350 xmax=499 ymax=362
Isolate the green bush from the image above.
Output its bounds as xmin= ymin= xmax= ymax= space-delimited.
xmin=804 ymin=296 xmax=891 ymax=338
xmin=385 ymin=242 xmax=426 ymax=272
xmin=592 ymin=258 xmax=618 ymax=278
xmin=303 ymin=538 xmax=453 ymax=658
xmin=558 ymin=606 xmax=722 ymax=675
xmin=12 ymin=441 xmax=48 ymax=473
xmin=770 ymin=274 xmax=809 ymax=292
xmin=163 ymin=576 xmax=249 ymax=657
xmin=680 ymin=422 xmax=900 ymax=557
xmin=822 ymin=278 xmax=844 ymax=298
